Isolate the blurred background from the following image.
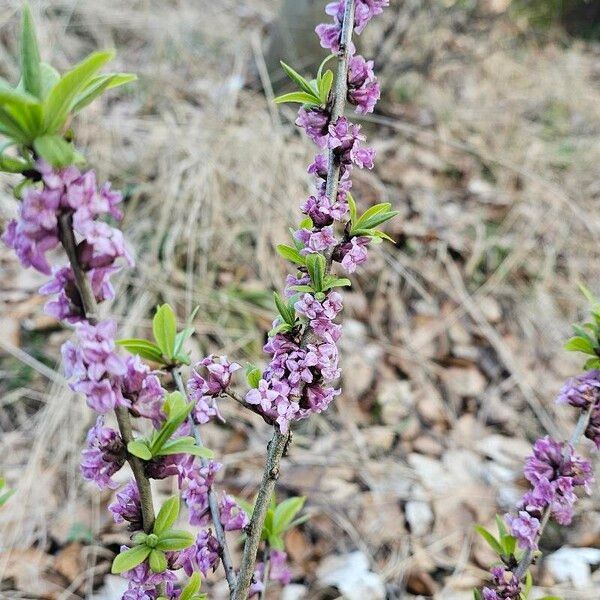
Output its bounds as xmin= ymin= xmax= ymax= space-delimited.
xmin=1 ymin=1 xmax=600 ymax=598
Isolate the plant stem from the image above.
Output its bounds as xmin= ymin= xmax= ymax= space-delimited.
xmin=233 ymin=3 xmax=356 ymax=597
xmin=258 ymin=544 xmax=271 ymax=600
xmin=172 ymin=368 xmax=237 ymax=595
xmin=57 ymin=212 xmax=156 ymax=533
xmin=513 ymin=403 xmax=595 ymax=581
xmin=233 ymin=430 xmax=289 ymax=600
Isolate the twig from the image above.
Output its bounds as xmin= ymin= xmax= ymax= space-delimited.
xmin=233 ymin=2 xmax=356 ymax=597
xmin=258 ymin=544 xmax=271 ymax=600
xmin=224 ymin=389 xmax=275 ymax=425
xmin=57 ymin=212 xmax=156 ymax=533
xmin=233 ymin=430 xmax=289 ymax=599
xmin=172 ymin=368 xmax=237 ymax=594
xmin=513 ymin=403 xmax=595 ymax=581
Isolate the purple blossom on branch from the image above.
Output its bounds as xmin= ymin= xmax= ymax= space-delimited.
xmin=80 ymin=417 xmax=126 ymax=489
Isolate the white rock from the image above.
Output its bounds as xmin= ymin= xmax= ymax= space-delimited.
xmin=317 ymin=551 xmax=386 ymax=600
xmin=282 ymin=584 xmax=308 ymax=600
xmin=405 ymin=499 xmax=434 ymax=536
xmin=546 ymin=546 xmax=600 ymax=589
xmin=91 ymin=576 xmax=128 ymax=599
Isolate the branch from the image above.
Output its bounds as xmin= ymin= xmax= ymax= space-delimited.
xmin=172 ymin=368 xmax=237 ymax=594
xmin=234 ymin=5 xmax=357 ymax=598
xmin=233 ymin=430 xmax=289 ymax=600
xmin=57 ymin=212 xmax=156 ymax=533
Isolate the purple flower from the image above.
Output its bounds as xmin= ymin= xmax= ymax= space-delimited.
xmin=122 ymin=356 xmax=165 ymax=426
xmin=295 ymin=108 xmax=330 ymax=147
xmin=80 ymin=417 xmax=126 ymax=489
xmin=350 ymin=145 xmax=376 ymax=169
xmin=505 ymin=511 xmax=540 ymax=550
xmin=109 ymin=480 xmax=143 ymax=531
xmin=182 ymin=461 xmax=222 ymax=526
xmin=308 ymin=154 xmax=328 ymax=179
xmin=121 ymin=545 xmax=177 ymax=588
xmin=328 ymin=117 xmax=364 ymax=154
xmin=219 ymin=494 xmax=249 ymax=531
xmin=347 ymin=54 xmax=380 ymax=114
xmin=145 ymin=453 xmax=194 ymax=486
xmin=270 ymin=550 xmax=292 ymax=585
xmin=557 ymin=370 xmax=600 ymax=408
xmin=284 ymin=273 xmax=311 ymax=298
xmin=305 ymin=384 xmax=340 ymax=413
xmin=294 ymin=226 xmax=337 ymax=255
xmin=339 ymin=237 xmax=370 ymax=273
xmin=187 ymin=356 xmax=240 ymax=424
xmin=301 ymin=191 xmax=349 ymax=227
xmin=179 ymin=530 xmax=220 ymax=577
xmin=481 ymin=566 xmax=521 ymax=600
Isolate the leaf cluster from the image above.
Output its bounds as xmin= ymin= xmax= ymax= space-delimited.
xmin=111 ymin=497 xmax=194 ymax=574
xmin=564 ymin=284 xmax=600 ymax=369
xmin=238 ymin=495 xmax=308 ymax=550
xmin=0 ymin=5 xmax=135 ymax=170
xmin=127 ymin=392 xmax=213 ymax=461
xmin=118 ymin=304 xmax=196 ymax=366
xmin=348 ymin=195 xmax=399 ymax=243
xmin=274 ymin=57 xmax=334 ymax=108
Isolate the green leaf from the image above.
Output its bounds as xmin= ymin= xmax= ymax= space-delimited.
xmin=306 ymin=253 xmax=326 ymax=292
xmin=148 ymin=549 xmax=167 ymax=573
xmin=153 ymin=497 xmax=180 ymax=536
xmin=156 ymin=529 xmax=195 ymax=551
xmin=347 ymin=193 xmax=357 ymax=224
xmin=268 ymin=533 xmax=285 ymax=551
xmin=564 ymin=336 xmax=595 ymax=355
xmin=152 ymin=304 xmax=177 ymax=359
xmin=268 ymin=322 xmax=293 ymax=337
xmin=21 ymin=5 xmax=42 ymax=98
xmin=276 ymin=244 xmax=305 ymax=266
xmin=0 ymin=144 xmax=29 ymax=173
xmin=127 ymin=440 xmax=152 ymax=460
xmin=370 ymin=229 xmax=396 ymax=243
xmin=279 ymin=61 xmax=317 ymax=97
xmin=117 ymin=338 xmax=165 ymax=363
xmin=40 ymin=63 xmax=60 ymax=99
xmin=274 ymin=292 xmax=295 ymax=326
xmin=584 ymin=357 xmax=600 ymax=370
xmin=111 ymin=545 xmax=151 ymax=574
xmin=150 ymin=395 xmax=194 ymax=454
xmin=43 ymin=50 xmax=115 ymax=134
xmin=290 ymin=284 xmax=314 ymax=293
xmin=501 ymin=534 xmax=517 ymax=556
xmin=318 ymin=69 xmax=334 ymax=104
xmin=473 ymin=590 xmax=483 ymax=600
xmin=322 ymin=276 xmax=351 ymax=290
xmin=71 ymin=72 xmax=137 ymax=113
xmin=273 ymin=497 xmax=305 ymax=535
xmin=246 ymin=365 xmax=262 ymax=388
xmin=180 ymin=573 xmax=202 ymax=600
xmin=173 ymin=327 xmax=194 ymax=359
xmin=474 ymin=525 xmax=504 ymax=556
xmin=495 ymin=515 xmax=508 ymax=538
xmin=33 ymin=135 xmax=76 ymax=167
xmin=356 ymin=210 xmax=400 ymax=231
xmin=578 ymin=283 xmax=596 ymax=304
xmin=155 ymin=437 xmax=214 ymax=459
xmin=274 ymin=91 xmax=320 ymax=105
xmin=523 ymin=570 xmax=533 ymax=599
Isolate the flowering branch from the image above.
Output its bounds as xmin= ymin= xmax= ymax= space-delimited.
xmin=475 ymin=293 xmax=600 ymax=600
xmin=57 ymin=210 xmax=157 ymax=533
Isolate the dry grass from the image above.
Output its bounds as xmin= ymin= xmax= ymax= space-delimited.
xmin=0 ymin=1 xmax=599 ymax=598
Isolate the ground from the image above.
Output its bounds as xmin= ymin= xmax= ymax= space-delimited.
xmin=0 ymin=1 xmax=599 ymax=598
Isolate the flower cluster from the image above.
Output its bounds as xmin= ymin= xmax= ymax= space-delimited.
xmin=507 ymin=436 xmax=593 ymax=549
xmin=80 ymin=417 xmax=127 ymax=489
xmin=481 ymin=566 xmax=522 ymax=600
xmin=245 ymin=1 xmax=388 ymax=436
xmin=316 ymin=0 xmax=389 ymax=51
xmin=187 ymin=355 xmax=240 ymax=424
xmin=3 ymin=162 xmax=131 ymax=322
xmin=558 ymin=370 xmax=600 ymax=449
xmin=62 ymin=320 xmax=164 ymax=418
